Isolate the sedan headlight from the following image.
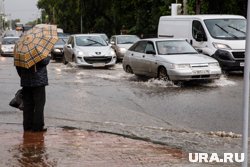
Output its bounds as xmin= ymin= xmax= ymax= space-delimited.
xmin=54 ymin=48 xmax=61 ymax=53
xmin=1 ymin=46 xmax=7 ymax=52
xmin=110 ymin=49 xmax=116 ymax=56
xmin=119 ymin=48 xmax=127 ymax=53
xmin=209 ymin=62 xmax=220 ymax=68
xmin=173 ymin=64 xmax=191 ymax=69
xmin=213 ymin=42 xmax=231 ymax=50
xmin=76 ymin=51 xmax=84 ymax=56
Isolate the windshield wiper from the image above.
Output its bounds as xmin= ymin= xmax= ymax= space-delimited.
xmin=228 ymin=25 xmax=246 ymax=34
xmin=215 ymin=24 xmax=239 ymax=39
xmin=87 ymin=39 xmax=105 ymax=46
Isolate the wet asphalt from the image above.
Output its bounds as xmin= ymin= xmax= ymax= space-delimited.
xmin=0 ymin=56 xmax=248 ymax=166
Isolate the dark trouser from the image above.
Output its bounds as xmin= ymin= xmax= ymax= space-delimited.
xmin=22 ymin=86 xmax=46 ymax=131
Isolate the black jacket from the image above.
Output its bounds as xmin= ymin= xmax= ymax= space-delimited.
xmin=16 ymin=56 xmax=50 ymax=87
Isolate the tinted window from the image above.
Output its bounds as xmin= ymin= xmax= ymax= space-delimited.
xmin=192 ymin=20 xmax=207 ymax=41
xmin=156 ymin=40 xmax=197 ymax=55
xmin=145 ymin=42 xmax=155 ymax=53
xmin=132 ymin=41 xmax=147 ymax=53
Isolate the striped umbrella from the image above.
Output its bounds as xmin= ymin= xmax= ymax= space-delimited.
xmin=14 ymin=24 xmax=58 ymax=69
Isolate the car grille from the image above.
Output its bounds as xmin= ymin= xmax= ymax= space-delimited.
xmin=192 ymin=75 xmax=210 ymax=79
xmin=232 ymin=52 xmax=245 ymax=59
xmin=191 ymin=64 xmax=208 ymax=68
xmin=84 ymin=56 xmax=112 ymax=64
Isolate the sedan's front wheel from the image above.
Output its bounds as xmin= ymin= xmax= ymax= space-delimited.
xmin=158 ymin=67 xmax=170 ymax=81
xmin=126 ymin=65 xmax=133 ymax=74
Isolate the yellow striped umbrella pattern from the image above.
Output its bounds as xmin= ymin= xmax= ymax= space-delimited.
xmin=14 ymin=24 xmax=58 ymax=69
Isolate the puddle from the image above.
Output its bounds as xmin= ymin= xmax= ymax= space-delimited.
xmin=0 ymin=125 xmax=186 ymax=167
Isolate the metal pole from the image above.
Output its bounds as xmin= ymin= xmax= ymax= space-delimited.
xmin=242 ymin=0 xmax=250 ymax=166
xmin=80 ymin=0 xmax=83 ymax=33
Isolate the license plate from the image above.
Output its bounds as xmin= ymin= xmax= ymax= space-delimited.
xmin=93 ymin=63 xmax=105 ymax=67
xmin=193 ymin=70 xmax=209 ymax=75
xmin=240 ymin=62 xmax=244 ymax=67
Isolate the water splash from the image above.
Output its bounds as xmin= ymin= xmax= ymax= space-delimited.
xmin=205 ymin=75 xmax=237 ymax=87
xmin=137 ymin=78 xmax=178 ymax=88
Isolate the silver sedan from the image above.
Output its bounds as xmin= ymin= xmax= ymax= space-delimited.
xmin=122 ymin=38 xmax=222 ymax=81
xmin=63 ymin=34 xmax=116 ymax=67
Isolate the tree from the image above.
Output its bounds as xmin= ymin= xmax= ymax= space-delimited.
xmin=37 ymin=0 xmax=248 ymax=36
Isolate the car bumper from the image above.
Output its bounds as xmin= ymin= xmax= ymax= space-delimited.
xmin=218 ymin=60 xmax=244 ymax=71
xmin=213 ymin=49 xmax=244 ymax=71
xmin=168 ymin=68 xmax=222 ymax=81
xmin=51 ymin=52 xmax=64 ymax=59
xmin=1 ymin=51 xmax=14 ymax=57
xmin=75 ymin=56 xmax=116 ymax=67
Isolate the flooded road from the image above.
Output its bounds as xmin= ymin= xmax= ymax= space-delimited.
xmin=45 ymin=60 xmax=244 ymax=134
xmin=0 ymin=57 xmax=247 ymax=166
xmin=0 ymin=56 xmax=245 ymax=134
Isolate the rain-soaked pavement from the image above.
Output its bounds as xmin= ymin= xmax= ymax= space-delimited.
xmin=0 ymin=57 xmax=249 ymax=166
xmin=0 ymin=124 xmax=187 ymax=167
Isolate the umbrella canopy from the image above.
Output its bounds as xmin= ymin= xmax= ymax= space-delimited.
xmin=14 ymin=24 xmax=58 ymax=69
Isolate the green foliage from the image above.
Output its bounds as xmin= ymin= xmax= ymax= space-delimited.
xmin=37 ymin=0 xmax=247 ymax=36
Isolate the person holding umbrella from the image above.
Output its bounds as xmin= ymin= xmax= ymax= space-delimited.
xmin=14 ymin=24 xmax=58 ymax=132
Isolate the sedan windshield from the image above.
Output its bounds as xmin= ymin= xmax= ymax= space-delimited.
xmin=76 ymin=36 xmax=107 ymax=46
xmin=117 ymin=36 xmax=139 ymax=44
xmin=156 ymin=40 xmax=198 ymax=55
xmin=204 ymin=19 xmax=246 ymax=40
xmin=56 ymin=38 xmax=68 ymax=45
xmin=2 ymin=38 xmax=19 ymax=44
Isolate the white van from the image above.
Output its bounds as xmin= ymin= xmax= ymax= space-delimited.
xmin=158 ymin=15 xmax=246 ymax=71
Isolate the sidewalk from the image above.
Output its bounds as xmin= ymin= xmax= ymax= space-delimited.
xmin=0 ymin=123 xmax=188 ymax=167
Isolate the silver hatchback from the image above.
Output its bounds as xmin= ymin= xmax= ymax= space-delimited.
xmin=123 ymin=38 xmax=221 ymax=81
xmin=63 ymin=34 xmax=116 ymax=67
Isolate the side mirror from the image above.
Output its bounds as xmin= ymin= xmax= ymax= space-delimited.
xmin=110 ymin=41 xmax=115 ymax=45
xmin=195 ymin=32 xmax=206 ymax=42
xmin=146 ymin=50 xmax=156 ymax=55
xmin=196 ymin=49 xmax=203 ymax=53
xmin=66 ymin=44 xmax=72 ymax=48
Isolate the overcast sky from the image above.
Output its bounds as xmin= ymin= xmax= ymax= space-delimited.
xmin=4 ymin=0 xmax=40 ymax=23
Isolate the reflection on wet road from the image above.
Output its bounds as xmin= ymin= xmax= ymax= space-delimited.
xmin=1 ymin=125 xmax=186 ymax=167
xmin=0 ymin=58 xmax=246 ymax=138
xmin=0 ymin=57 xmax=246 ymax=166
xmin=46 ymin=61 xmax=244 ymax=134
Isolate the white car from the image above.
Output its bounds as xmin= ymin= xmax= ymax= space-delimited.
xmin=123 ymin=38 xmax=222 ymax=81
xmin=63 ymin=34 xmax=116 ymax=67
xmin=0 ymin=36 xmax=19 ymax=56
xmin=110 ymin=35 xmax=140 ymax=61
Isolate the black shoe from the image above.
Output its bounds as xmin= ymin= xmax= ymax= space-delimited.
xmin=32 ymin=128 xmax=47 ymax=132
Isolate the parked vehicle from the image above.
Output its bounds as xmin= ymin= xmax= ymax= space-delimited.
xmin=51 ymin=36 xmax=69 ymax=60
xmin=2 ymin=30 xmax=21 ymax=37
xmin=123 ymin=38 xmax=221 ymax=81
xmin=110 ymin=35 xmax=140 ymax=61
xmin=0 ymin=36 xmax=19 ymax=56
xmin=158 ymin=15 xmax=246 ymax=71
xmin=63 ymin=34 xmax=116 ymax=67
